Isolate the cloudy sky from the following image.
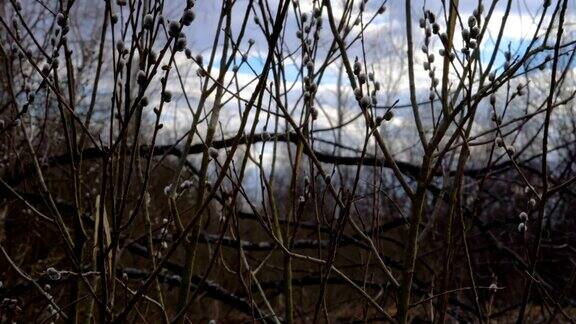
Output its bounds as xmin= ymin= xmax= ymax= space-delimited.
xmin=11 ymin=0 xmax=574 ymax=163
xmin=148 ymin=0 xmax=572 ymax=152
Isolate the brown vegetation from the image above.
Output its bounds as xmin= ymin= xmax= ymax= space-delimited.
xmin=1 ymin=0 xmax=575 ymax=323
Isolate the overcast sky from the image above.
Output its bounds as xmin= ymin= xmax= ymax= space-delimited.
xmin=10 ymin=0 xmax=575 ymax=159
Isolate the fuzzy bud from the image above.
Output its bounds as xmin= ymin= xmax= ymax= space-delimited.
xmin=163 ymin=184 xmax=172 ymax=196
xmin=162 ymin=90 xmax=172 ymax=103
xmin=56 ymin=13 xmax=67 ymax=27
xmin=310 ymin=107 xmax=318 ymax=120
xmin=495 ymin=137 xmax=504 ymax=147
xmin=353 ymin=60 xmax=362 ymax=75
xmin=306 ymin=61 xmax=314 ymax=73
xmin=46 ymin=267 xmax=61 ymax=281
xmin=208 ymin=147 xmax=219 ymax=159
xmin=314 ymin=7 xmax=321 ymax=18
xmin=308 ymin=82 xmax=317 ymax=93
xmin=136 ymin=70 xmax=146 ymax=85
xmin=116 ymin=40 xmax=125 ymax=53
xmin=261 ymin=131 xmax=271 ymax=141
xmin=143 ymin=14 xmax=154 ymax=29
xmin=168 ymin=21 xmax=181 ymax=37
xmin=427 ymin=11 xmax=436 ymax=23
xmin=354 ymin=87 xmax=362 ymax=100
xmin=489 ymin=283 xmax=498 ymax=294
xmin=41 ymin=62 xmax=51 ymax=75
xmin=468 ymin=16 xmax=477 ymax=28
xmin=360 ymin=96 xmax=371 ymax=108
xmin=182 ymin=9 xmax=195 ymax=26
xmin=518 ymin=222 xmax=527 ymax=232
xmin=180 ymin=180 xmax=193 ymax=190
xmin=175 ymin=36 xmax=187 ymax=51
xmin=383 ymin=111 xmax=393 ymax=121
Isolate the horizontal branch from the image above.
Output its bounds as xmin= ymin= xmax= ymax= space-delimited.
xmin=3 ymin=132 xmax=550 ymax=192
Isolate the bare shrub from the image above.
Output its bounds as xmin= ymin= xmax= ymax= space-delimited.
xmin=1 ymin=0 xmax=575 ymax=323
